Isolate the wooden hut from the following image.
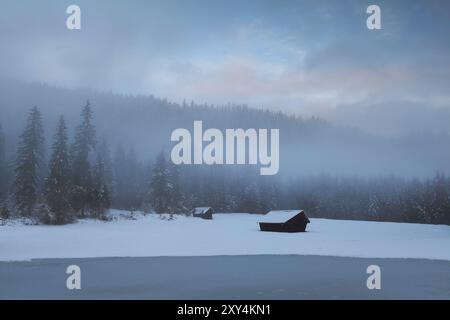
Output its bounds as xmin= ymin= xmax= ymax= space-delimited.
xmin=259 ymin=210 xmax=310 ymax=233
xmin=192 ymin=207 xmax=214 ymax=220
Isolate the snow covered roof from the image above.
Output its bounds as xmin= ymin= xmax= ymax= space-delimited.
xmin=260 ymin=210 xmax=305 ymax=223
xmin=193 ymin=207 xmax=212 ymax=215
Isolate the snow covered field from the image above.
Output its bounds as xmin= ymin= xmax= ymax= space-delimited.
xmin=1 ymin=210 xmax=450 ymax=262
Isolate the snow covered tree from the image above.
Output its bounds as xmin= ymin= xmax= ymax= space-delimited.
xmin=0 ymin=123 xmax=7 ymax=202
xmin=44 ymin=116 xmax=73 ymax=224
xmin=124 ymin=147 xmax=144 ymax=209
xmin=98 ymin=138 xmax=114 ymax=198
xmin=429 ymin=173 xmax=450 ymax=224
xmin=167 ymin=162 xmax=187 ymax=213
xmin=0 ymin=203 xmax=10 ymax=220
xmin=113 ymin=145 xmax=146 ymax=210
xmin=258 ymin=179 xmax=279 ymax=213
xmin=12 ymin=107 xmax=45 ymax=217
xmin=0 ymin=125 xmax=9 ymax=219
xmin=112 ymin=144 xmax=127 ymax=208
xmin=238 ymin=183 xmax=261 ymax=213
xmin=70 ymin=101 xmax=96 ymax=217
xmin=91 ymin=155 xmax=111 ymax=218
xmin=147 ymin=151 xmax=171 ymax=213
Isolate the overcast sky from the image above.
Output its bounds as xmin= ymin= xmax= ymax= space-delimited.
xmin=1 ymin=0 xmax=449 ymax=135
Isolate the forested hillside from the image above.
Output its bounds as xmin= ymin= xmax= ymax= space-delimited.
xmin=1 ymin=78 xmax=449 ymax=225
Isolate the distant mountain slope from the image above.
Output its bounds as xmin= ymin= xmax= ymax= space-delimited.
xmin=0 ymin=77 xmax=449 ymax=177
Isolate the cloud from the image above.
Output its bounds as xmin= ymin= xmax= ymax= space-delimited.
xmin=0 ymin=0 xmax=449 ymax=136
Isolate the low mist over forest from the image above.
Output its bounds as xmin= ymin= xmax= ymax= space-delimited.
xmin=0 ymin=77 xmax=450 ymax=225
xmin=1 ymin=77 xmax=450 ymax=177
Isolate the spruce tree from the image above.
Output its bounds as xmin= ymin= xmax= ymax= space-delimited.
xmin=112 ymin=144 xmax=127 ymax=208
xmin=124 ymin=147 xmax=141 ymax=209
xmin=238 ymin=183 xmax=260 ymax=213
xmin=98 ymin=138 xmax=114 ymax=198
xmin=91 ymin=155 xmax=111 ymax=218
xmin=71 ymin=101 xmax=96 ymax=217
xmin=113 ymin=145 xmax=147 ymax=210
xmin=430 ymin=173 xmax=450 ymax=224
xmin=0 ymin=123 xmax=7 ymax=201
xmin=168 ymin=162 xmax=186 ymax=213
xmin=44 ymin=116 xmax=72 ymax=224
xmin=147 ymin=151 xmax=171 ymax=213
xmin=12 ymin=107 xmax=45 ymax=217
xmin=0 ymin=124 xmax=11 ymax=219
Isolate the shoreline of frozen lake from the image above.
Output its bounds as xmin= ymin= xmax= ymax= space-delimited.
xmin=1 ymin=211 xmax=450 ymax=261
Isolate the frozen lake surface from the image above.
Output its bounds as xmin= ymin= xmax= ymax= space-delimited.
xmin=1 ymin=255 xmax=449 ymax=300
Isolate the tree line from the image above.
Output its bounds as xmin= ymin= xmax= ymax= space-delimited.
xmin=0 ymin=103 xmax=449 ymax=225
xmin=0 ymin=102 xmax=192 ymax=224
xmin=0 ymin=103 xmax=108 ymax=224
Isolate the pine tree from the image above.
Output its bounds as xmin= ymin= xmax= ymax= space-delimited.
xmin=238 ymin=183 xmax=260 ymax=213
xmin=430 ymin=172 xmax=450 ymax=224
xmin=12 ymin=107 xmax=45 ymax=217
xmin=44 ymin=116 xmax=72 ymax=224
xmin=124 ymin=147 xmax=142 ymax=209
xmin=112 ymin=145 xmax=144 ymax=209
xmin=71 ymin=101 xmax=96 ymax=217
xmin=168 ymin=162 xmax=186 ymax=213
xmin=0 ymin=123 xmax=9 ymax=219
xmin=0 ymin=123 xmax=7 ymax=201
xmin=147 ymin=151 xmax=171 ymax=213
xmin=112 ymin=144 xmax=127 ymax=208
xmin=98 ymin=138 xmax=114 ymax=197
xmin=91 ymin=155 xmax=111 ymax=218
